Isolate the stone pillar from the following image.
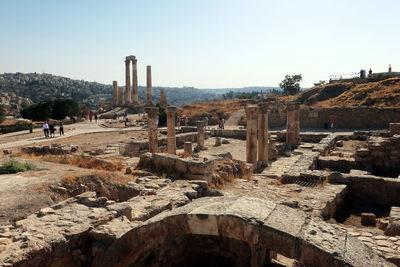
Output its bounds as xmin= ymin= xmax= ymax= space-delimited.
xmin=257 ymin=102 xmax=269 ymax=167
xmin=132 ymin=57 xmax=138 ymax=103
xmin=160 ymin=89 xmax=167 ymax=106
xmin=112 ymin=81 xmax=118 ymax=106
xmin=196 ymin=120 xmax=205 ymax=149
xmin=166 ymin=106 xmax=176 ymax=154
xmin=286 ymin=102 xmax=300 ymax=147
xmin=184 ymin=142 xmax=192 ymax=155
xmin=246 ymin=105 xmax=258 ymax=167
xmin=118 ymin=87 xmax=124 ymax=106
xmin=145 ymin=107 xmax=158 ymax=153
xmin=146 ymin=65 xmax=153 ymax=105
xmin=125 ymin=57 xmax=131 ymax=104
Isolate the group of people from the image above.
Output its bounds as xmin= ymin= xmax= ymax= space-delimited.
xmin=88 ymin=112 xmax=98 ymax=123
xmin=42 ymin=121 xmax=64 ymax=138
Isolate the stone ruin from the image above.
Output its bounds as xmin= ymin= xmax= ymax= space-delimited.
xmin=111 ymin=55 xmax=154 ymax=107
xmin=3 ymin=103 xmax=400 ymax=266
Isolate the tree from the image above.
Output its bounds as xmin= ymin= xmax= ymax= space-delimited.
xmin=0 ymin=104 xmax=5 ymax=123
xmin=314 ymin=80 xmax=326 ymax=86
xmin=156 ymin=102 xmax=167 ymax=127
xmin=279 ymin=74 xmax=303 ymax=95
xmin=21 ymin=98 xmax=80 ymax=121
xmin=52 ymin=99 xmax=80 ymax=120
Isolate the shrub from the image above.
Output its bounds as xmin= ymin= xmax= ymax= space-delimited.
xmin=21 ymin=98 xmax=80 ymax=121
xmin=0 ymin=160 xmax=37 ymax=174
xmin=0 ymin=104 xmax=5 ymax=123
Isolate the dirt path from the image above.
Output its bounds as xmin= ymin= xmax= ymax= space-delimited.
xmin=0 ymin=121 xmax=142 ymax=150
xmin=225 ymin=109 xmax=244 ymax=126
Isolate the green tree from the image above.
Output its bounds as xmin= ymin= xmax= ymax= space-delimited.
xmin=0 ymin=104 xmax=5 ymax=123
xmin=156 ymin=102 xmax=167 ymax=127
xmin=52 ymin=99 xmax=80 ymax=120
xmin=279 ymin=74 xmax=303 ymax=95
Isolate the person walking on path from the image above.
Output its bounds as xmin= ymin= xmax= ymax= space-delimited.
xmin=59 ymin=121 xmax=64 ymax=136
xmin=89 ymin=112 xmax=93 ymax=123
xmin=94 ymin=114 xmax=98 ymax=123
xmin=42 ymin=122 xmax=49 ymax=138
xmin=330 ymin=115 xmax=336 ymax=130
xmin=184 ymin=116 xmax=189 ymax=126
xmin=49 ymin=123 xmax=56 ymax=137
xmin=204 ymin=115 xmax=209 ymax=129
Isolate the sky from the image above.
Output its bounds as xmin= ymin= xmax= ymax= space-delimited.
xmin=0 ymin=0 xmax=399 ymax=88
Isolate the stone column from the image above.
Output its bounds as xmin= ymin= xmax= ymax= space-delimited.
xmin=286 ymin=102 xmax=300 ymax=147
xmin=146 ymin=65 xmax=153 ymax=105
xmin=257 ymin=102 xmax=269 ymax=167
xmin=160 ymin=89 xmax=167 ymax=106
xmin=184 ymin=142 xmax=192 ymax=155
xmin=145 ymin=107 xmax=158 ymax=153
xmin=132 ymin=57 xmax=139 ymax=103
xmin=112 ymin=81 xmax=118 ymax=106
xmin=125 ymin=57 xmax=131 ymax=104
xmin=196 ymin=120 xmax=205 ymax=150
xmin=246 ymin=105 xmax=258 ymax=167
xmin=166 ymin=106 xmax=176 ymax=154
xmin=118 ymin=87 xmax=124 ymax=106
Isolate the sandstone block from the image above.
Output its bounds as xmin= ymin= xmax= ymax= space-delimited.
xmin=361 ymin=213 xmax=376 ymax=226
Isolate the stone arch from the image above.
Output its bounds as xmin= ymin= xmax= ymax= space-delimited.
xmin=92 ymin=197 xmax=393 ymax=267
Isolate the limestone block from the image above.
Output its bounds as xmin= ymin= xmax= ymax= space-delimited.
xmin=361 ymin=213 xmax=376 ymax=226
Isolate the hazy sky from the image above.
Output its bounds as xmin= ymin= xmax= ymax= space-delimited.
xmin=1 ymin=0 xmax=399 ymax=88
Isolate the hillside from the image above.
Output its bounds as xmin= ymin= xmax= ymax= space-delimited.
xmin=180 ymin=77 xmax=400 ymax=122
xmin=0 ymin=73 xmax=222 ymax=108
xmin=288 ymin=77 xmax=400 ymax=107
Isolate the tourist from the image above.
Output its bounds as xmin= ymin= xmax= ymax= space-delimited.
xmin=124 ymin=117 xmax=129 ymax=128
xmin=330 ymin=115 xmax=336 ymax=130
xmin=29 ymin=123 xmax=33 ymax=134
xmin=89 ymin=112 xmax=93 ymax=123
xmin=184 ymin=116 xmax=189 ymax=126
xmin=220 ymin=117 xmax=225 ymax=129
xmin=49 ymin=123 xmax=56 ymax=137
xmin=94 ymin=113 xmax=98 ymax=123
xmin=59 ymin=121 xmax=64 ymax=136
xmin=42 ymin=121 xmax=49 ymax=138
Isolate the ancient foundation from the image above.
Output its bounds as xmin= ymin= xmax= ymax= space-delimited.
xmin=146 ymin=65 xmax=153 ymax=105
xmin=286 ymin=102 xmax=300 ymax=147
xmin=246 ymin=105 xmax=258 ymax=167
xmin=258 ymin=102 xmax=269 ymax=167
xmin=145 ymin=107 xmax=158 ymax=153
xmin=112 ymin=81 xmax=118 ymax=106
xmin=166 ymin=106 xmax=176 ymax=154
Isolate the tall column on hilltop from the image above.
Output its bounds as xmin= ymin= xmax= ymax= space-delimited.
xmin=146 ymin=65 xmax=153 ymax=105
xmin=112 ymin=81 xmax=118 ymax=106
xmin=118 ymin=87 xmax=124 ymax=106
xmin=166 ymin=106 xmax=177 ymax=154
xmin=125 ymin=57 xmax=131 ymax=104
xmin=246 ymin=105 xmax=258 ymax=168
xmin=196 ymin=120 xmax=205 ymax=150
xmin=257 ymin=102 xmax=269 ymax=167
xmin=286 ymin=102 xmax=300 ymax=148
xmin=160 ymin=89 xmax=167 ymax=106
xmin=145 ymin=107 xmax=159 ymax=153
xmin=132 ymin=57 xmax=139 ymax=103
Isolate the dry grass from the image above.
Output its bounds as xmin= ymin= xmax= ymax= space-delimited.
xmin=177 ymin=152 xmax=191 ymax=158
xmin=22 ymin=153 xmax=124 ymax=172
xmin=61 ymin=171 xmax=133 ymax=185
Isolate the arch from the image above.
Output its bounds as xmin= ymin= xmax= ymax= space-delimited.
xmin=92 ymin=197 xmax=393 ymax=267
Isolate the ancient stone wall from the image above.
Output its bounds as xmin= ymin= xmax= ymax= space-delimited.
xmin=119 ymin=132 xmax=197 ymax=157
xmin=266 ymin=107 xmax=400 ymax=129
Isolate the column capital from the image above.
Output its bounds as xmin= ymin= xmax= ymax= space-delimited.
xmin=286 ymin=102 xmax=300 ymax=111
xmin=166 ymin=106 xmax=177 ymax=112
xmin=257 ymin=102 xmax=269 ymax=113
xmin=196 ymin=120 xmax=205 ymax=127
xmin=245 ymin=105 xmax=259 ymax=117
